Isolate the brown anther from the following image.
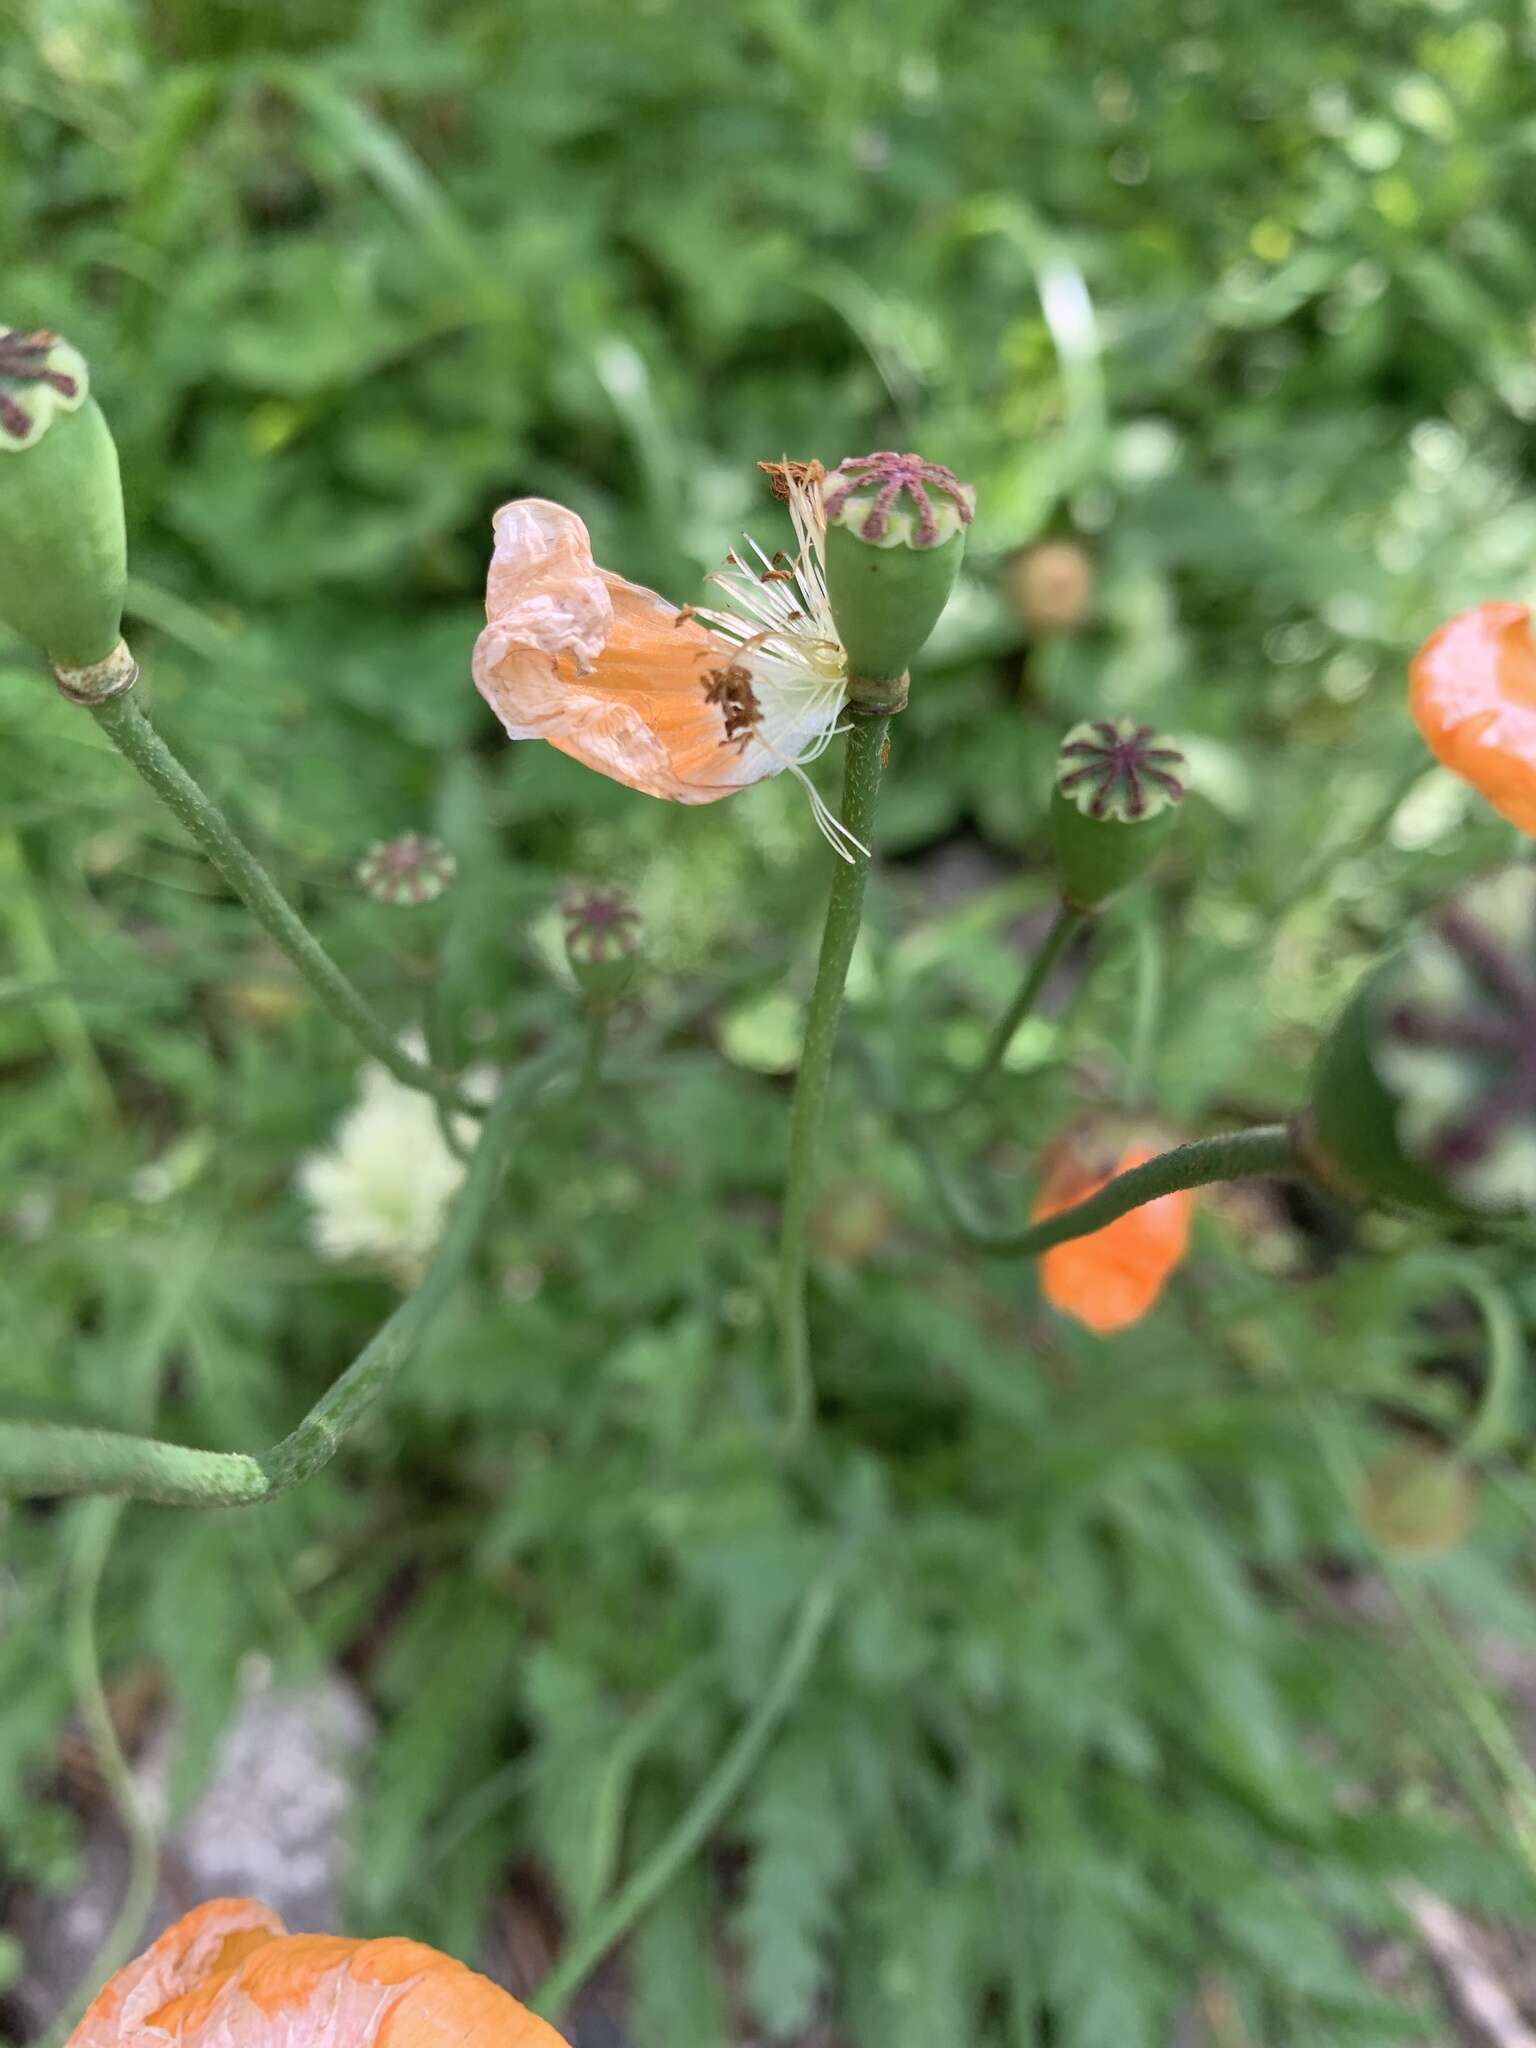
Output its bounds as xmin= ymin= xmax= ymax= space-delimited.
xmin=703 ymin=661 xmax=763 ymax=751
xmin=758 ymin=458 xmax=827 ymax=504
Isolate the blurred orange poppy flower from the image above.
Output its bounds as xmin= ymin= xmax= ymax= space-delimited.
xmin=68 ymin=1898 xmax=568 ymax=2047
xmin=1410 ymin=601 xmax=1536 ymax=835
xmin=473 ymin=467 xmax=863 ymax=857
xmin=1032 ymin=1140 xmax=1192 ymax=1335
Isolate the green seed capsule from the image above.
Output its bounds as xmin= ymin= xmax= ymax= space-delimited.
xmin=1306 ymin=865 xmax=1536 ymax=1217
xmin=0 ymin=327 xmax=127 ymax=670
xmin=821 ymin=451 xmax=974 ymax=694
xmin=1049 ymin=718 xmax=1186 ymax=910
xmin=563 ymin=886 xmax=643 ymax=1009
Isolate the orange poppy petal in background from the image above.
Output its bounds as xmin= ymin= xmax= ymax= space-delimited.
xmin=1410 ymin=601 xmax=1536 ymax=835
xmin=1032 ymin=1142 xmax=1192 ymax=1336
xmin=473 ymin=497 xmax=749 ymax=805
xmin=68 ymin=1900 xmax=568 ymax=2048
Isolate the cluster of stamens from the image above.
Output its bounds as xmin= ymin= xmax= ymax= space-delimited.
xmin=1057 ymin=721 xmax=1186 ymax=820
xmin=822 ymin=451 xmax=974 ymax=546
xmin=0 ymin=328 xmax=80 ymax=443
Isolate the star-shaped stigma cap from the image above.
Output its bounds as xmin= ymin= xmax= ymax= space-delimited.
xmin=1308 ymin=866 xmax=1536 ymax=1217
xmin=0 ymin=323 xmax=128 ymax=675
xmin=820 ymin=451 xmax=975 ymax=697
xmin=1050 ymin=718 xmax=1187 ymax=910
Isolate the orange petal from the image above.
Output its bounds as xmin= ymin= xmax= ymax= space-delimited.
xmin=473 ymin=498 xmax=753 ymax=805
xmin=67 ymin=1899 xmax=286 ymax=2045
xmin=1410 ymin=602 xmax=1536 ymax=835
xmin=68 ymin=1903 xmax=569 ymax=2048
xmin=1033 ymin=1142 xmax=1192 ymax=1335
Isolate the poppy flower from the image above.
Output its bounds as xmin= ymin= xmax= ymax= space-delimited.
xmin=472 ymin=463 xmax=863 ymax=857
xmin=1031 ymin=1139 xmax=1192 ymax=1334
xmin=1410 ymin=602 xmax=1536 ymax=835
xmin=68 ymin=1898 xmax=569 ymax=2047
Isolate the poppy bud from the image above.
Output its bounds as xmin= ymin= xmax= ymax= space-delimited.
xmin=562 ymin=884 xmax=642 ymax=1008
xmin=1050 ymin=718 xmax=1186 ymax=911
xmin=1306 ymin=866 xmax=1536 ymax=1216
xmin=0 ymin=325 xmax=129 ymax=678
xmin=821 ymin=451 xmax=975 ymax=700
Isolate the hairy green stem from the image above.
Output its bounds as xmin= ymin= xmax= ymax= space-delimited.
xmin=776 ymin=713 xmax=889 ymax=1444
xmin=533 ymin=1560 xmax=844 ymax=2022
xmin=90 ymin=692 xmax=465 ymax=1109
xmin=0 ymin=1057 xmax=556 ymax=1505
xmin=957 ymin=900 xmax=1082 ymax=1105
xmin=888 ymin=1092 xmax=1296 ymax=1255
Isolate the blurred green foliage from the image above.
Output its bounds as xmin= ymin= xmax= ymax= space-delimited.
xmin=7 ymin=0 xmax=1536 ymax=2041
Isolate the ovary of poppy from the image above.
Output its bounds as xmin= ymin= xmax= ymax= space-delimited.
xmin=1410 ymin=602 xmax=1536 ymax=835
xmin=472 ymin=478 xmax=862 ymax=856
xmin=1031 ymin=1142 xmax=1192 ymax=1335
xmin=67 ymin=1898 xmax=569 ymax=2048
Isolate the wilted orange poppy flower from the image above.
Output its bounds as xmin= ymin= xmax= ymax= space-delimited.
xmin=1032 ymin=1140 xmax=1192 ymax=1334
xmin=472 ymin=466 xmax=862 ymax=857
xmin=68 ymin=1898 xmax=568 ymax=2047
xmin=1410 ymin=602 xmax=1536 ymax=835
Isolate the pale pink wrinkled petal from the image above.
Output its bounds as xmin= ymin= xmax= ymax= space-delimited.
xmin=472 ymin=496 xmax=754 ymax=804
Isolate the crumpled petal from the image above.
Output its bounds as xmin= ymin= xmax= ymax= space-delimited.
xmin=1410 ymin=601 xmax=1536 ymax=836
xmin=68 ymin=1899 xmax=568 ymax=2048
xmin=1032 ymin=1142 xmax=1192 ymax=1335
xmin=472 ymin=497 xmax=759 ymax=805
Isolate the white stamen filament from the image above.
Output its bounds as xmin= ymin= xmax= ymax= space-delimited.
xmin=700 ymin=471 xmax=865 ymax=859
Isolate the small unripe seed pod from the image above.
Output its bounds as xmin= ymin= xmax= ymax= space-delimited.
xmin=562 ymin=885 xmax=643 ymax=1009
xmin=356 ymin=834 xmax=458 ymax=907
xmin=1358 ymin=1444 xmax=1476 ymax=1559
xmin=1008 ymin=540 xmax=1095 ymax=636
xmin=821 ymin=451 xmax=974 ymax=696
xmin=0 ymin=326 xmax=128 ymax=672
xmin=1050 ymin=718 xmax=1186 ymax=911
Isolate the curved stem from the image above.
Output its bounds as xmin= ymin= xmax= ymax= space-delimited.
xmin=776 ymin=714 xmax=889 ymax=1445
xmin=90 ymin=692 xmax=467 ymax=1110
xmin=532 ymin=1560 xmax=844 ymax=2024
xmin=0 ymin=1055 xmax=559 ymax=1506
xmin=879 ymin=1065 xmax=1296 ymax=1254
xmin=46 ymin=1499 xmax=160 ymax=2046
xmin=1416 ymin=1255 xmax=1527 ymax=1460
xmin=956 ymin=900 xmax=1082 ymax=1105
xmin=972 ymin=1124 xmax=1297 ymax=1255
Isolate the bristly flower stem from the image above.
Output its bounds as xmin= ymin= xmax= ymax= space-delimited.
xmin=89 ymin=691 xmax=469 ymax=1112
xmin=776 ymin=711 xmax=889 ymax=1445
